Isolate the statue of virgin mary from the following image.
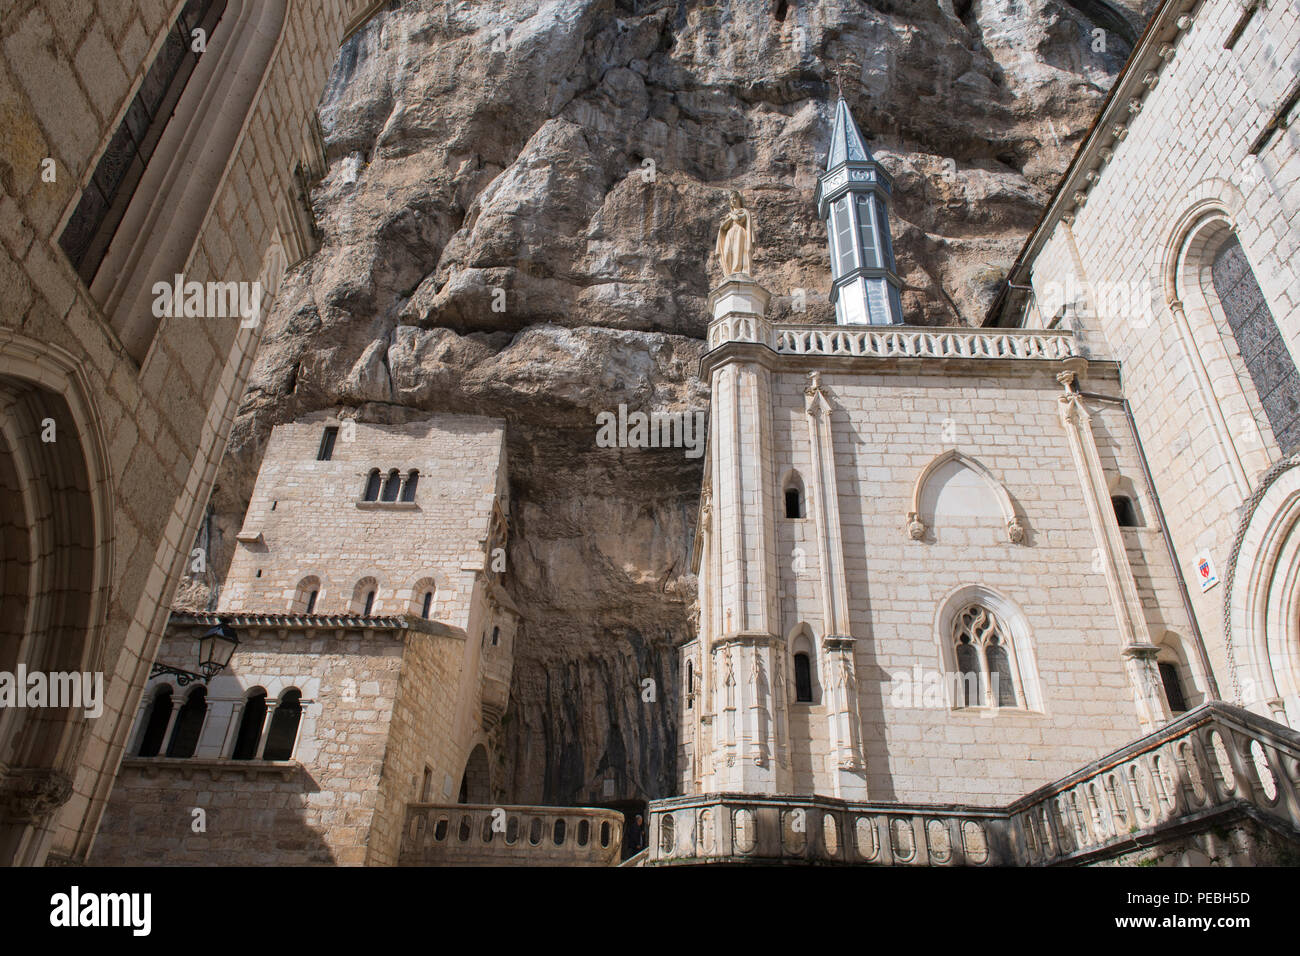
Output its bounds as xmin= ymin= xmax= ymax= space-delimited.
xmin=715 ymin=190 xmax=753 ymax=277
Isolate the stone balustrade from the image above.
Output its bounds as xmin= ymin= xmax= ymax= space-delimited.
xmin=1009 ymin=701 xmax=1300 ymax=865
xmin=398 ymin=803 xmax=624 ymax=866
xmin=772 ymin=325 xmax=1079 ymax=361
xmin=645 ymin=703 xmax=1300 ymax=866
xmin=646 ymin=792 xmax=1010 ymax=866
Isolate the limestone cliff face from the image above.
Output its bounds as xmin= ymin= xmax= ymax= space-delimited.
xmin=195 ymin=0 xmax=1154 ymax=805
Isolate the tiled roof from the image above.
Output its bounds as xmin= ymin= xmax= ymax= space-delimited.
xmin=169 ymin=611 xmax=409 ymax=630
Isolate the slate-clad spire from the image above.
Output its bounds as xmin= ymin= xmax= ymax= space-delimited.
xmin=814 ymin=94 xmax=904 ymax=325
xmin=826 ymin=94 xmax=873 ymax=170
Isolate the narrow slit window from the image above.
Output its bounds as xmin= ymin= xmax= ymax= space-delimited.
xmin=317 ymin=426 xmax=339 ymax=461
xmin=1159 ymin=661 xmax=1188 ymax=713
xmin=1111 ymin=495 xmax=1139 ymax=527
xmin=794 ymin=652 xmax=813 ymax=703
xmin=58 ymin=0 xmax=228 ymax=285
xmin=855 ymin=194 xmax=880 ymax=269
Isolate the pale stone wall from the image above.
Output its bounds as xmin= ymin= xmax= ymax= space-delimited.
xmin=218 ymin=415 xmax=509 ymax=634
xmin=684 ymin=346 xmax=1200 ymax=805
xmin=771 ymin=363 xmax=1165 ymax=803
xmin=0 ymin=0 xmax=388 ymax=862
xmin=1024 ymin=0 xmax=1300 ymax=717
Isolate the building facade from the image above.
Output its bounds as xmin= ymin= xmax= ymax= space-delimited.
xmin=90 ymin=414 xmax=519 ymax=865
xmin=663 ymin=0 xmax=1300 ymax=865
xmin=994 ymin=0 xmax=1300 ymax=729
xmin=0 ymin=0 xmax=390 ymax=865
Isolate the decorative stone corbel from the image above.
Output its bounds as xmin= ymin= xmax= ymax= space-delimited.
xmin=906 ymin=511 xmax=926 ymax=540
xmin=1007 ymin=516 xmax=1026 ymax=544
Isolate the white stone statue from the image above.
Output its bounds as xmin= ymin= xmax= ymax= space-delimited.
xmin=715 ymin=190 xmax=753 ymax=277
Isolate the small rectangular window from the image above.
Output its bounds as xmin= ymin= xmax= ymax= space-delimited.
xmin=317 ymin=426 xmax=339 ymax=461
xmin=305 ymin=590 xmax=318 ymax=614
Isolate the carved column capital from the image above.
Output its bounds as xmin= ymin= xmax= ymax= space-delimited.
xmin=0 ymin=768 xmax=74 ymax=824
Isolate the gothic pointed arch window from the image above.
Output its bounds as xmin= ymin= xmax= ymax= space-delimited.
xmin=952 ymin=605 xmax=1021 ymax=708
xmin=1210 ymin=235 xmax=1300 ymax=454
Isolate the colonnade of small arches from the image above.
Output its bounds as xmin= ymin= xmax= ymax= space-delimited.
xmin=132 ymin=684 xmax=304 ymax=762
xmin=361 ymin=468 xmax=419 ymax=503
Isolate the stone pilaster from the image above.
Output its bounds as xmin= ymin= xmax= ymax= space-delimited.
xmin=702 ymin=277 xmax=788 ymax=792
xmin=1057 ymin=367 xmax=1169 ymax=730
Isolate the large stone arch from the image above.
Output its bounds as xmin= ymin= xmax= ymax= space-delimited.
xmin=1159 ymin=184 xmax=1276 ymax=494
xmin=1224 ymin=457 xmax=1300 ymax=727
xmin=0 ymin=330 xmax=114 ymax=865
xmin=459 ymin=743 xmax=492 ymax=804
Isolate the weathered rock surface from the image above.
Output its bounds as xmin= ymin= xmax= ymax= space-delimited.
xmin=191 ymin=0 xmax=1155 ymax=806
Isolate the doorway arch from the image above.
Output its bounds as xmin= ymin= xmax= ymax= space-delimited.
xmin=0 ymin=331 xmax=114 ymax=865
xmin=458 ymin=744 xmax=491 ymax=804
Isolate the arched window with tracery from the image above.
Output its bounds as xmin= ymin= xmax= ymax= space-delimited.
xmin=1210 ymin=235 xmax=1300 ymax=454
xmin=953 ymin=605 xmax=1021 ymax=708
